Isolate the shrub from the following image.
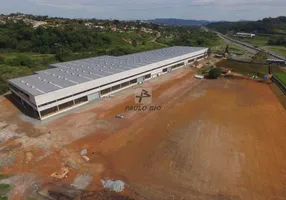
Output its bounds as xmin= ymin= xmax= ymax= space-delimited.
xmin=0 ymin=56 xmax=5 ymax=65
xmin=208 ymin=67 xmax=222 ymax=79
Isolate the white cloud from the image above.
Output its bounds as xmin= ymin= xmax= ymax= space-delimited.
xmin=4 ymin=0 xmax=286 ymax=20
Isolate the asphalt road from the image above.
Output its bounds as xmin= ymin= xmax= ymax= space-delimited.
xmin=216 ymin=32 xmax=258 ymax=54
xmin=214 ymin=30 xmax=286 ymax=60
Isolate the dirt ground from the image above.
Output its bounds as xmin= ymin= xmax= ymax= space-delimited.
xmin=0 ymin=60 xmax=286 ymax=200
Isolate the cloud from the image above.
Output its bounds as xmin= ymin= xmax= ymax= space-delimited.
xmin=29 ymin=0 xmax=286 ymax=10
xmin=4 ymin=0 xmax=286 ymax=20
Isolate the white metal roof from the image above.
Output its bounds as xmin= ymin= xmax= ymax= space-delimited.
xmin=9 ymin=46 xmax=206 ymax=96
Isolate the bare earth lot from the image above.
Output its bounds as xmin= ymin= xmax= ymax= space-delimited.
xmin=0 ymin=65 xmax=285 ymax=200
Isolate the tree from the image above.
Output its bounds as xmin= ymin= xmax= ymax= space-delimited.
xmin=225 ymin=44 xmax=229 ymax=54
xmin=132 ymin=40 xmax=137 ymax=47
xmin=208 ymin=68 xmax=222 ymax=79
xmin=8 ymin=55 xmax=34 ymax=68
xmin=207 ymin=48 xmax=211 ymax=57
xmin=0 ymin=56 xmax=5 ymax=65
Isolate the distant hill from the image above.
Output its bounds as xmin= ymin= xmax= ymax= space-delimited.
xmin=148 ymin=18 xmax=211 ymax=26
xmin=238 ymin=20 xmax=253 ymax=22
xmin=207 ymin=16 xmax=286 ymax=35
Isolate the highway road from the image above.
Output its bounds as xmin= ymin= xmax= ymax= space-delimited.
xmin=215 ymin=32 xmax=258 ymax=54
xmin=214 ymin=31 xmax=286 ymax=60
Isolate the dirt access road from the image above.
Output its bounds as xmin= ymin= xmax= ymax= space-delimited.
xmin=0 ymin=61 xmax=285 ymax=200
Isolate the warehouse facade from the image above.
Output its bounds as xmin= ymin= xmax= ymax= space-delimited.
xmin=8 ymin=46 xmax=208 ymax=120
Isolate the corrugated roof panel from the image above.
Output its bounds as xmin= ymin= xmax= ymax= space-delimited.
xmin=9 ymin=46 xmax=207 ymax=96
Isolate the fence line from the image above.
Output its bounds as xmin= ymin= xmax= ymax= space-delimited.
xmin=269 ymin=65 xmax=286 ymax=95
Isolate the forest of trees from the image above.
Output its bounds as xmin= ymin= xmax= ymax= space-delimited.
xmin=268 ymin=36 xmax=286 ymax=46
xmin=0 ymin=17 xmax=221 ymax=95
xmin=0 ymin=21 xmax=115 ymax=53
xmin=157 ymin=26 xmax=220 ymax=47
xmin=207 ymin=16 xmax=286 ymax=35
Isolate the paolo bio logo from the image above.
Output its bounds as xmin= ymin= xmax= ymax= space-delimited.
xmin=134 ymin=88 xmax=152 ymax=104
xmin=125 ymin=88 xmax=161 ymax=112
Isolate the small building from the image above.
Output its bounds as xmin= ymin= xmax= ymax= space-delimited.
xmin=235 ymin=32 xmax=256 ymax=38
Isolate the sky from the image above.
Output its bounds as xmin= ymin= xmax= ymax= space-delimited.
xmin=1 ymin=0 xmax=286 ymax=21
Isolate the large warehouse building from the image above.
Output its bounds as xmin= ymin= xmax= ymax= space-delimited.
xmin=8 ymin=46 xmax=208 ymax=120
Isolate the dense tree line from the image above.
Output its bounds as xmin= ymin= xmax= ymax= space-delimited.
xmin=0 ymin=21 xmax=116 ymax=53
xmin=158 ymin=26 xmax=220 ymax=47
xmin=207 ymin=16 xmax=286 ymax=35
xmin=268 ymin=37 xmax=286 ymax=46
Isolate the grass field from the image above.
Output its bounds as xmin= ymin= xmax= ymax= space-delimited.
xmin=274 ymin=73 xmax=286 ymax=86
xmin=231 ymin=35 xmax=286 ymax=57
xmin=229 ymin=43 xmax=248 ymax=55
xmin=216 ymin=59 xmax=268 ymax=77
xmin=210 ymin=39 xmax=248 ymax=56
xmin=0 ymin=52 xmax=54 ymax=60
xmin=269 ymin=81 xmax=286 ymax=109
xmin=232 ymin=35 xmax=269 ymax=46
xmin=265 ymin=46 xmax=286 ymax=57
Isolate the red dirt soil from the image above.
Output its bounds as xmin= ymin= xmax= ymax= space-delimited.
xmin=0 ymin=63 xmax=285 ymax=200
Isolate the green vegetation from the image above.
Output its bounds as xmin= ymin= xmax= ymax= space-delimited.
xmin=0 ymin=185 xmax=9 ymax=190
xmin=272 ymin=65 xmax=286 ymax=85
xmin=251 ymin=50 xmax=268 ymax=64
xmin=208 ymin=68 xmax=222 ymax=79
xmin=208 ymin=17 xmax=286 ymax=56
xmin=275 ymin=73 xmax=286 ymax=85
xmin=207 ymin=16 xmax=286 ymax=35
xmin=209 ymin=39 xmax=247 ymax=56
xmin=269 ymin=82 xmax=286 ymax=109
xmin=0 ymin=184 xmax=10 ymax=199
xmin=231 ymin=35 xmax=269 ymax=46
xmin=157 ymin=27 xmax=221 ymax=47
xmin=0 ymin=20 xmax=165 ymax=95
xmin=265 ymin=46 xmax=286 ymax=56
xmin=0 ymin=17 xmax=223 ymax=95
xmin=216 ymin=60 xmax=268 ymax=77
xmin=232 ymin=35 xmax=286 ymax=57
xmin=229 ymin=44 xmax=247 ymax=55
